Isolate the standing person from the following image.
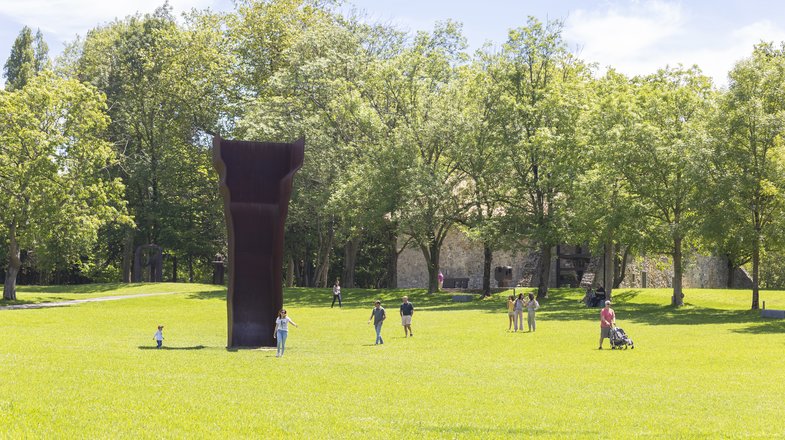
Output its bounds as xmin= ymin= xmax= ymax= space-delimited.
xmin=367 ymin=300 xmax=386 ymax=345
xmin=506 ymin=295 xmax=515 ymax=331
xmin=598 ymin=300 xmax=615 ymax=349
xmin=153 ymin=325 xmax=164 ymax=349
xmin=438 ymin=271 xmax=444 ymax=291
xmin=274 ymin=309 xmax=298 ymax=357
xmin=331 ymin=278 xmax=342 ymax=308
xmin=526 ymin=293 xmax=539 ymax=332
xmin=513 ymin=294 xmax=525 ymax=332
xmin=400 ymin=296 xmax=414 ymax=337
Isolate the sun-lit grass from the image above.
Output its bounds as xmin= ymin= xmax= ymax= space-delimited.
xmin=2 ymin=284 xmax=785 ymax=438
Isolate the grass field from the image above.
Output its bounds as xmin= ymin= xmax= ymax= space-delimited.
xmin=2 ymin=284 xmax=785 ymax=438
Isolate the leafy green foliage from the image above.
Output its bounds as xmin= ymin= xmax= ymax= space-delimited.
xmin=0 ymin=72 xmax=127 ymax=298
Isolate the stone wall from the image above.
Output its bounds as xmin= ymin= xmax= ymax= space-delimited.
xmin=397 ymin=228 xmax=753 ymax=290
xmin=396 ymin=229 xmax=529 ymax=289
xmin=616 ymin=254 xmax=752 ymax=289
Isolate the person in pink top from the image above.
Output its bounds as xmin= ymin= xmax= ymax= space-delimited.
xmin=598 ymin=300 xmax=615 ymax=349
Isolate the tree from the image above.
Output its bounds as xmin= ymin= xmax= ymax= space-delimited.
xmin=714 ymin=43 xmax=785 ymax=309
xmin=72 ymin=6 xmax=234 ymax=282
xmin=0 ymin=72 xmax=126 ymax=300
xmin=3 ymin=27 xmax=49 ymax=91
xmin=370 ymin=21 xmax=473 ymax=293
xmin=618 ymin=66 xmax=714 ymax=306
xmin=494 ymin=18 xmax=592 ymax=298
xmin=452 ymin=51 xmax=510 ymax=296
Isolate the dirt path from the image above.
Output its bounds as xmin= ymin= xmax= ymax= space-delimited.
xmin=0 ymin=291 xmax=181 ymax=310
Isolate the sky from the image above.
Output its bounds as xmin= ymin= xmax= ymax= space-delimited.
xmin=2 ymin=0 xmax=785 ymax=87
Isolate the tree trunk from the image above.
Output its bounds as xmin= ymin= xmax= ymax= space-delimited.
xmin=386 ymin=227 xmax=398 ymax=289
xmin=342 ymin=236 xmax=361 ymax=288
xmin=422 ymin=238 xmax=441 ymax=294
xmin=122 ymin=229 xmax=134 ymax=283
xmin=314 ymin=222 xmax=334 ymax=288
xmin=188 ymin=254 xmax=194 ymax=283
xmin=3 ymin=226 xmax=21 ymax=301
xmin=603 ymin=242 xmax=614 ymax=299
xmin=726 ymin=255 xmax=735 ymax=289
xmin=612 ymin=245 xmax=629 ymax=289
xmin=752 ymin=233 xmax=760 ymax=310
xmin=672 ymin=236 xmax=684 ymax=306
xmin=172 ymin=255 xmax=178 ymax=282
xmin=482 ymin=243 xmax=492 ymax=297
xmin=286 ymin=255 xmax=295 ymax=287
xmin=537 ymin=242 xmax=551 ymax=299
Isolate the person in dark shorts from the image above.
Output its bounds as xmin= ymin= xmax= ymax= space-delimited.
xmin=400 ymin=296 xmax=414 ymax=337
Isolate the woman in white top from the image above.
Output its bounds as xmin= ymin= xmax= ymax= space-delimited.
xmin=526 ymin=293 xmax=540 ymax=332
xmin=274 ymin=309 xmax=298 ymax=357
xmin=331 ymin=278 xmax=342 ymax=308
xmin=513 ymin=294 xmax=525 ymax=332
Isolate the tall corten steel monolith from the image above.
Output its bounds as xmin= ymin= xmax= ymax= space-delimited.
xmin=213 ymin=136 xmax=304 ymax=348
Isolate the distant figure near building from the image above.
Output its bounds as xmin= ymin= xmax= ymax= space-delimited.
xmin=598 ymin=300 xmax=616 ymax=349
xmin=368 ymin=301 xmax=386 ymax=345
xmin=154 ymin=325 xmax=164 ymax=349
xmin=400 ymin=296 xmax=414 ymax=337
xmin=331 ymin=278 xmax=342 ymax=308
xmin=438 ymin=271 xmax=444 ymax=291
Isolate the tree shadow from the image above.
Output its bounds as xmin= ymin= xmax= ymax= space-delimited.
xmin=138 ymin=345 xmax=206 ymax=350
xmin=731 ymin=320 xmax=785 ymax=334
xmin=187 ymin=289 xmax=227 ymax=301
xmin=0 ymin=299 xmax=39 ymax=307
xmin=20 ymin=283 xmax=147 ymax=295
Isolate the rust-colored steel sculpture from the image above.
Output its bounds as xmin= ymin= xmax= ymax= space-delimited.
xmin=213 ymin=136 xmax=304 ymax=348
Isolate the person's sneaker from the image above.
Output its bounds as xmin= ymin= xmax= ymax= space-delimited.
xmin=409 ymin=333 xmax=413 ymax=337
xmin=598 ymin=347 xmax=603 ymax=350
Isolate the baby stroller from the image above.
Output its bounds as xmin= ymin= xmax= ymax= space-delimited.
xmin=610 ymin=326 xmax=634 ymax=349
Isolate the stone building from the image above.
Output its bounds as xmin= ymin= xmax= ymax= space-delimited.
xmin=397 ymin=229 xmax=752 ymax=290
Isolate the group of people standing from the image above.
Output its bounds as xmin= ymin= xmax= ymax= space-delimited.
xmin=507 ymin=293 xmax=539 ymax=332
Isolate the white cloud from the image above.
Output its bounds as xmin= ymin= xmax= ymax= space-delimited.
xmin=563 ymin=1 xmax=785 ymax=86
xmin=0 ymin=0 xmax=218 ymax=41
xmin=564 ymin=0 xmax=685 ymax=62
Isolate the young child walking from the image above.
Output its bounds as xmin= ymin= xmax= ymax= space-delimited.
xmin=368 ymin=300 xmax=386 ymax=344
xmin=274 ymin=309 xmax=298 ymax=357
xmin=154 ymin=325 xmax=164 ymax=349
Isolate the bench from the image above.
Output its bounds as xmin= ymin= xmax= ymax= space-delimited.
xmin=443 ymin=278 xmax=469 ymax=289
xmin=761 ymin=302 xmax=785 ymax=318
xmin=452 ymin=295 xmax=474 ymax=302
xmin=761 ymin=309 xmax=785 ymax=319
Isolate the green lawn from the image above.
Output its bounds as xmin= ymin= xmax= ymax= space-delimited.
xmin=2 ymin=284 xmax=785 ymax=438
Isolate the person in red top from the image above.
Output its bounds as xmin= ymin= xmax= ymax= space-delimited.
xmin=599 ymin=300 xmax=615 ymax=349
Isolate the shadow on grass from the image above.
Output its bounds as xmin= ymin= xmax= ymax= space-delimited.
xmin=731 ymin=320 xmax=785 ymax=334
xmin=184 ymin=285 xmax=785 ymax=333
xmin=19 ymin=283 xmax=147 ymax=295
xmin=0 ymin=299 xmax=39 ymax=307
xmin=419 ymin=425 xmax=600 ymax=437
xmin=187 ymin=289 xmax=227 ymax=301
xmin=190 ymin=286 xmax=527 ymax=313
xmin=138 ymin=345 xmax=206 ymax=350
